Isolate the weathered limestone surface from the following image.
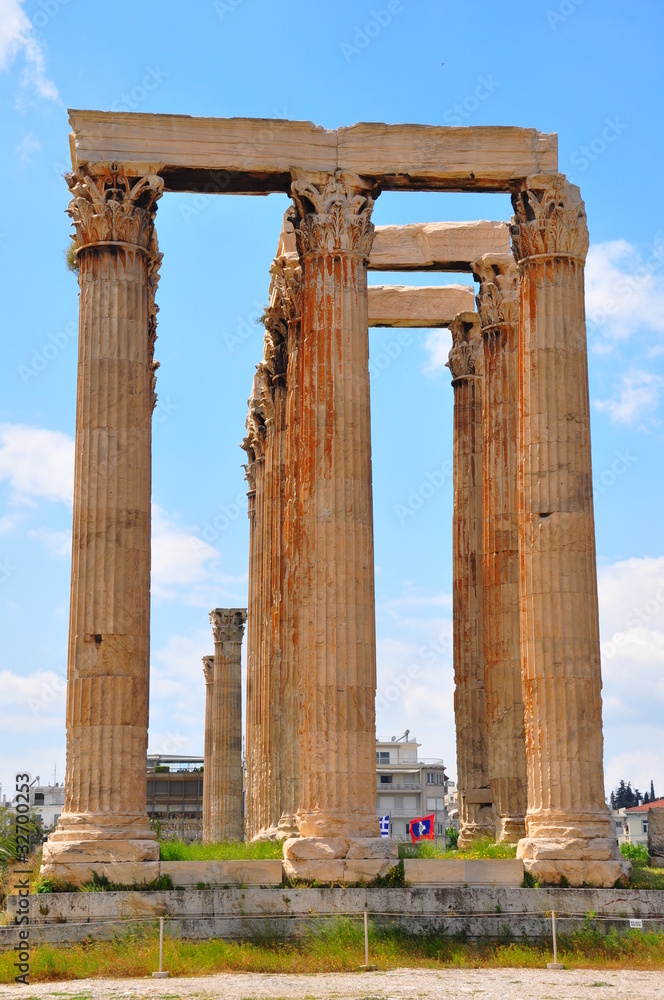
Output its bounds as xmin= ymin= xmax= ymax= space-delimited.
xmin=404 ymin=858 xmax=524 ymax=886
xmin=474 ymin=255 xmax=527 ymax=844
xmin=242 ymin=395 xmax=262 ymax=841
xmin=42 ymin=165 xmax=163 ymax=875
xmin=447 ymin=312 xmax=494 ymax=849
xmin=279 ymin=220 xmax=511 ymax=272
xmin=511 ymin=174 xmax=629 ymax=886
xmin=209 ymin=608 xmax=247 ymax=843
xmin=289 ymin=171 xmax=379 ymax=839
xmin=201 ymin=655 xmax=214 ymax=842
xmin=368 ymin=284 xmax=474 ymax=327
xmin=68 ymin=111 xmax=557 ymax=192
xmin=648 ymin=807 xmax=664 ymax=861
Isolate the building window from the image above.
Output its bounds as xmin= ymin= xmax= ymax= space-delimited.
xmin=34 ymin=793 xmax=44 ymax=804
xmin=427 ymin=773 xmax=435 ymax=784
xmin=643 ymin=821 xmax=648 ymax=833
xmin=437 ymin=773 xmax=444 ymax=785
xmin=436 ymin=823 xmax=444 ymax=835
xmin=377 ymin=751 xmax=390 ymax=764
xmin=380 ymin=775 xmax=393 ymax=785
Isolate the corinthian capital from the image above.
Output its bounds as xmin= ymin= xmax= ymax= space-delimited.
xmin=66 ymin=163 xmax=163 ymax=251
xmin=511 ymin=173 xmax=589 ymax=263
xmin=447 ymin=312 xmax=483 ymax=380
xmin=202 ymin=655 xmax=214 ymax=684
xmin=263 ymin=306 xmax=288 ymax=383
xmin=270 ymin=255 xmax=302 ymax=323
xmin=210 ymin=608 xmax=248 ymax=644
xmin=290 ymin=170 xmax=376 ymax=259
xmin=472 ymin=254 xmax=520 ymax=330
xmin=241 ymin=367 xmax=269 ymax=461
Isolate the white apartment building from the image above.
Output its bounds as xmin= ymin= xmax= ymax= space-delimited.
xmin=28 ymin=783 xmax=65 ymax=829
xmin=375 ymin=731 xmax=448 ymax=841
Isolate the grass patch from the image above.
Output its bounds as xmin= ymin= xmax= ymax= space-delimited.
xmin=2 ymin=920 xmax=663 ymax=983
xmin=628 ymin=865 xmax=664 ymax=889
xmin=399 ymin=837 xmax=517 ymax=861
xmin=159 ymin=839 xmax=283 ymax=861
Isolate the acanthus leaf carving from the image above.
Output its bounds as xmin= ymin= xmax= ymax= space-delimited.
xmin=511 ymin=173 xmax=589 ymax=263
xmin=66 ymin=164 xmax=163 ymax=250
xmin=290 ymin=170 xmax=377 ymax=260
xmin=447 ymin=311 xmax=483 ymax=380
xmin=210 ymin=608 xmax=247 ymax=644
xmin=473 ymin=255 xmax=520 ymax=330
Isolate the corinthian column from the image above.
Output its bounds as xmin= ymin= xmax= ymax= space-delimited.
xmin=209 ymin=608 xmax=247 ymax=842
xmin=289 ymin=171 xmax=379 ymax=839
xmin=473 ymin=256 xmax=527 ymax=843
xmin=447 ymin=312 xmax=493 ymax=848
xmin=202 ymin=655 xmax=215 ymax=842
xmin=271 ymin=251 xmax=302 ymax=839
xmin=42 ymin=164 xmax=163 ymax=875
xmin=511 ymin=174 xmax=629 ymax=885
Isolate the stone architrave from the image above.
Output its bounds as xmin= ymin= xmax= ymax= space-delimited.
xmin=209 ymin=608 xmax=247 ymax=842
xmin=289 ymin=170 xmax=379 ymax=839
xmin=473 ymin=255 xmax=528 ymax=844
xmin=42 ymin=164 xmax=163 ymax=875
xmin=511 ymin=174 xmax=629 ymax=885
xmin=447 ymin=312 xmax=494 ymax=849
xmin=201 ymin=655 xmax=215 ymax=842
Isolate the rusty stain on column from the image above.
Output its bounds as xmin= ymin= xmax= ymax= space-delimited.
xmin=511 ymin=174 xmax=629 ymax=885
xmin=474 ymin=255 xmax=528 ymax=843
xmin=447 ymin=311 xmax=494 ymax=849
xmin=289 ymin=170 xmax=379 ymax=838
xmin=42 ymin=165 xmax=163 ymax=876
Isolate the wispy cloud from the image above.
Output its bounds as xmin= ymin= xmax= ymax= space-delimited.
xmin=586 ymin=239 xmax=664 ymax=350
xmin=594 ymin=370 xmax=663 ymax=426
xmin=28 ymin=527 xmax=71 ymax=557
xmin=16 ymin=131 xmax=41 ymax=165
xmin=0 ymin=423 xmax=74 ymax=505
xmin=0 ymin=0 xmax=58 ymax=103
xmin=422 ymin=328 xmax=452 ymax=375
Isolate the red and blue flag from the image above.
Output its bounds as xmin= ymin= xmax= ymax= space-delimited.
xmin=408 ymin=813 xmax=435 ymax=842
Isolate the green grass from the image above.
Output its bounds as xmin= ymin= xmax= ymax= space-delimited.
xmin=159 ymin=839 xmax=283 ymax=861
xmin=399 ymin=837 xmax=517 ymax=861
xmin=628 ymin=866 xmax=664 ymax=889
xmin=1 ymin=920 xmax=663 ymax=983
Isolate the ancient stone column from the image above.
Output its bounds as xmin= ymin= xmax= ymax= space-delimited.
xmin=271 ymin=252 xmax=302 ymax=839
xmin=447 ymin=312 xmax=494 ymax=849
xmin=201 ymin=655 xmax=215 ymax=842
xmin=511 ymin=174 xmax=629 ymax=885
xmin=42 ymin=165 xmax=163 ymax=875
xmin=289 ymin=171 xmax=379 ymax=839
xmin=473 ymin=256 xmax=528 ymax=843
xmin=209 ymin=608 xmax=247 ymax=842
xmin=242 ymin=378 xmax=267 ymax=840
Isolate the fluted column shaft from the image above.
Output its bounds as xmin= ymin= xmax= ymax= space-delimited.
xmin=447 ymin=312 xmax=493 ymax=848
xmin=511 ymin=174 xmax=626 ymax=883
xmin=43 ymin=166 xmax=162 ymax=869
xmin=290 ymin=171 xmax=379 ymax=838
xmin=209 ymin=608 xmax=247 ymax=842
xmin=474 ymin=257 xmax=527 ymax=843
xmin=274 ymin=255 xmax=302 ymax=838
xmin=243 ymin=457 xmax=259 ymax=840
xmin=201 ymin=655 xmax=215 ymax=842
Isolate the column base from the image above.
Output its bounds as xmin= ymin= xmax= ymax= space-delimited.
xmin=296 ymin=808 xmax=379 ymax=839
xmin=522 ymin=857 xmax=631 ymax=887
xmin=283 ymin=835 xmax=398 ymax=882
xmin=458 ymin=819 xmax=495 ymax=850
xmin=518 ymin=826 xmax=631 ymax=886
xmin=43 ymin=813 xmax=158 ymax=867
xmin=495 ymin=815 xmax=526 ymax=844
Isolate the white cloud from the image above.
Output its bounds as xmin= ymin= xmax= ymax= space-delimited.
xmin=28 ymin=527 xmax=71 ymax=557
xmin=586 ymin=239 xmax=664 ymax=349
xmin=594 ymin=370 xmax=663 ymax=426
xmin=151 ymin=504 xmax=220 ymax=600
xmin=422 ymin=328 xmax=452 ymax=375
xmin=16 ymin=131 xmax=41 ymax=165
xmin=0 ymin=0 xmax=58 ymax=102
xmin=0 ymin=424 xmax=74 ymax=504
xmin=0 ymin=511 xmax=23 ymax=535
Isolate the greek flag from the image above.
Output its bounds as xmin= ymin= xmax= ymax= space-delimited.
xmin=379 ymin=814 xmax=390 ymax=837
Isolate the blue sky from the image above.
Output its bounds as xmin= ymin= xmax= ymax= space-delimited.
xmin=1 ymin=0 xmax=663 ymax=804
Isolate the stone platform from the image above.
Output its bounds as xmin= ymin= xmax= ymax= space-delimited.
xmin=3 ymin=886 xmax=663 ymax=949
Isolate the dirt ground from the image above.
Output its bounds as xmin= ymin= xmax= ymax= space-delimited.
xmin=2 ymin=968 xmax=664 ymax=1000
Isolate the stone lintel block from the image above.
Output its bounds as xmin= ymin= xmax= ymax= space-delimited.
xmin=283 ymin=859 xmax=346 ymax=883
xmin=39 ymin=861 xmax=161 ymax=888
xmin=221 ymin=861 xmax=283 ymax=885
xmin=403 ymin=859 xmax=466 ymax=885
xmin=518 ymin=837 xmax=619 ymax=862
xmin=465 ymin=859 xmax=524 ymax=886
xmin=648 ymin=807 xmax=664 ymax=856
xmin=523 ymin=859 xmax=631 ymax=887
xmin=160 ymin=861 xmax=226 ymax=886
xmin=346 ymin=838 xmax=399 ymax=860
xmin=283 ymin=837 xmax=349 ymax=860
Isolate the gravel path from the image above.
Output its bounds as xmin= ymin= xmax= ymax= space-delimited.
xmin=2 ymin=968 xmax=664 ymax=1000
